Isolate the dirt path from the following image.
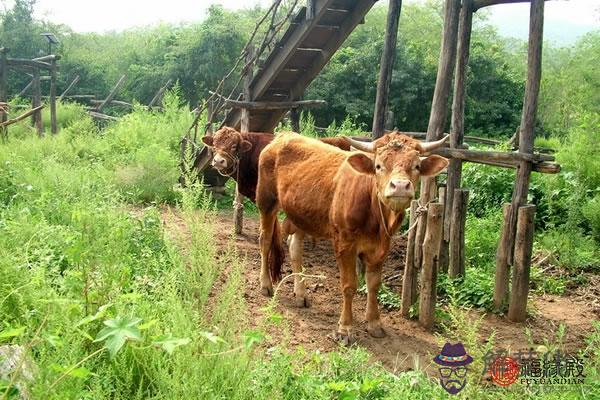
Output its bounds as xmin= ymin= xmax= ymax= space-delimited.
xmin=159 ymin=207 xmax=597 ymax=373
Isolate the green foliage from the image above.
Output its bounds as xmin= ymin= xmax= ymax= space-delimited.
xmin=438 ymin=269 xmax=495 ymax=311
xmin=94 ymin=316 xmax=143 ymax=358
xmin=358 ymin=283 xmax=401 ymax=311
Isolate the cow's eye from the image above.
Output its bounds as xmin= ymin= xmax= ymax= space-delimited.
xmin=415 ymin=164 xmax=420 ymax=171
xmin=376 ymin=164 xmax=382 ymax=171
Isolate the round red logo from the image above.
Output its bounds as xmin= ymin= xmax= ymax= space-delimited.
xmin=491 ymin=357 xmax=520 ymax=386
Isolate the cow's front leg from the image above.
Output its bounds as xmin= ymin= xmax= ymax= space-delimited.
xmin=365 ymin=263 xmax=385 ymax=338
xmin=289 ymin=231 xmax=310 ymax=307
xmin=336 ymin=250 xmax=358 ymax=343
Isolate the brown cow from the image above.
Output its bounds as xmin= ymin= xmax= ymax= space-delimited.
xmin=256 ymin=131 xmax=448 ymax=340
xmin=201 ymin=126 xmax=351 ymax=306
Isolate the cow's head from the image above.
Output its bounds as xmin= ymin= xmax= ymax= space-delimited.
xmin=343 ymin=132 xmax=449 ymax=212
xmin=201 ymin=126 xmax=252 ymax=176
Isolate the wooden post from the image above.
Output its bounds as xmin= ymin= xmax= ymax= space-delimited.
xmin=418 ymin=202 xmax=444 ymax=329
xmin=32 ymin=67 xmax=43 ymax=137
xmin=448 ymin=189 xmax=469 ymax=278
xmin=372 ymin=0 xmax=402 ymax=139
xmin=148 ymin=79 xmax=172 ymax=108
xmin=306 ymin=0 xmax=316 ymax=20
xmin=290 ymin=108 xmax=300 ymax=132
xmin=442 ymin=0 xmax=473 ymax=274
xmin=59 ymin=75 xmax=80 ymax=102
xmin=414 ymin=0 xmax=460 ymax=271
xmin=96 ymin=75 xmax=126 ymax=112
xmin=384 ymin=110 xmax=394 ymax=131
xmin=494 ymin=203 xmax=514 ymax=311
xmin=401 ymin=200 xmax=419 ymax=317
xmin=0 ymin=48 xmax=7 ymax=127
xmin=49 ymin=59 xmax=58 ymax=134
xmin=506 ymin=0 xmax=544 ymax=266
xmin=508 ymin=205 xmax=536 ymax=322
xmin=234 ymin=46 xmax=254 ymax=235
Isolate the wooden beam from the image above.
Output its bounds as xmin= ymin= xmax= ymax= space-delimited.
xmin=31 ymin=68 xmax=43 ymax=137
xmin=401 ymin=200 xmax=419 ymax=317
xmin=50 ymin=59 xmax=58 ymax=134
xmin=90 ymin=99 xmax=133 ymax=108
xmin=148 ymin=79 xmax=173 ymax=108
xmin=88 ymin=111 xmax=118 ymax=121
xmin=0 ymin=50 xmax=7 ymax=128
xmin=432 ymin=147 xmax=552 ymax=164
xmin=473 ymin=0 xmax=532 ymax=11
xmin=508 ymin=205 xmax=536 ymax=322
xmin=418 ymin=202 xmax=444 ymax=329
xmin=59 ymin=75 xmax=80 ymax=101
xmin=6 ymin=59 xmax=52 ymax=69
xmin=448 ymin=189 xmax=469 ymax=278
xmin=0 ymin=105 xmax=44 ymax=127
xmin=307 ymin=0 xmax=316 ymax=20
xmin=224 ymin=98 xmax=326 ymax=110
xmin=506 ymin=0 xmax=544 ymax=265
xmin=96 ymin=75 xmax=126 ymax=112
xmin=372 ymin=0 xmax=402 ymax=139
xmin=32 ymin=54 xmax=61 ymax=62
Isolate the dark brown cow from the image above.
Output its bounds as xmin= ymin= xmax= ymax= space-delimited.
xmin=201 ymin=126 xmax=351 ymax=306
xmin=256 ymin=131 xmax=448 ymax=340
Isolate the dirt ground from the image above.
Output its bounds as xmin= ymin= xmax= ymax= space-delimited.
xmin=158 ymin=207 xmax=597 ymax=373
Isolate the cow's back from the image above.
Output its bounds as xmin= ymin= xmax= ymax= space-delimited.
xmin=259 ymin=134 xmax=347 ymax=238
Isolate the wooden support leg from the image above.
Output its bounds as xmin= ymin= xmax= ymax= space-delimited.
xmin=419 ymin=202 xmax=444 ymax=329
xmin=494 ymin=203 xmax=513 ymax=311
xmin=401 ymin=200 xmax=419 ymax=317
xmin=448 ymin=189 xmax=469 ymax=278
xmin=508 ymin=205 xmax=536 ymax=322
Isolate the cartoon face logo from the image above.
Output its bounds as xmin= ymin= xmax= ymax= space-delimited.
xmin=433 ymin=342 xmax=474 ymax=395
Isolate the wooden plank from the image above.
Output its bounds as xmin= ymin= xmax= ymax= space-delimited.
xmin=88 ymin=111 xmax=118 ymax=121
xmin=0 ymin=50 xmax=7 ymax=127
xmin=59 ymin=75 xmax=80 ymax=102
xmin=418 ymin=202 xmax=444 ymax=329
xmin=307 ymin=0 xmax=316 ymax=20
xmin=1 ymin=105 xmax=44 ymax=127
xmin=372 ymin=0 xmax=402 ymax=139
xmin=225 ymin=99 xmax=326 ymax=110
xmin=508 ymin=204 xmax=536 ymax=322
xmin=506 ymin=0 xmax=544 ymax=266
xmin=401 ymin=200 xmax=419 ymax=318
xmin=32 ymin=54 xmax=61 ymax=62
xmin=473 ymin=0 xmax=531 ymax=11
xmin=448 ymin=189 xmax=469 ymax=278
xmin=494 ymin=203 xmax=513 ymax=311
xmin=6 ymin=59 xmax=52 ymax=69
xmin=96 ymin=75 xmax=126 ymax=112
xmin=148 ymin=79 xmax=173 ymax=108
xmin=319 ymin=8 xmax=350 ymax=26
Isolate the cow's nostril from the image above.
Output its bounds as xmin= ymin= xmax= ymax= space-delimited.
xmin=389 ymin=181 xmax=397 ymax=190
xmin=404 ymin=181 xmax=411 ymax=190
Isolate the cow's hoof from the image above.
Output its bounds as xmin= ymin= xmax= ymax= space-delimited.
xmin=335 ymin=330 xmax=355 ymax=346
xmin=367 ymin=326 xmax=386 ymax=338
xmin=261 ymin=286 xmax=273 ymax=297
xmin=295 ymin=295 xmax=311 ymax=308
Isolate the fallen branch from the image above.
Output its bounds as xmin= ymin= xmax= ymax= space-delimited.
xmin=87 ymin=111 xmax=118 ymax=121
xmin=0 ymin=105 xmax=44 ymax=127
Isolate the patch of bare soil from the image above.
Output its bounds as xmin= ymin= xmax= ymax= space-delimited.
xmin=158 ymin=207 xmax=597 ymax=373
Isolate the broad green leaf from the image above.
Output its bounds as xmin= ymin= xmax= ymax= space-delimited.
xmin=94 ymin=316 xmax=142 ymax=357
xmin=152 ymin=334 xmax=191 ymax=354
xmin=0 ymin=327 xmax=25 ymax=340
xmin=242 ymin=330 xmax=264 ymax=349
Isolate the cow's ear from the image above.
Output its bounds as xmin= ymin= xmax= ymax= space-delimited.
xmin=201 ymin=136 xmax=214 ymax=147
xmin=419 ymin=155 xmax=448 ymax=177
xmin=240 ymin=139 xmax=252 ymax=153
xmin=347 ymin=153 xmax=375 ymax=175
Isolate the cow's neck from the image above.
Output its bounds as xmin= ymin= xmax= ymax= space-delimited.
xmin=372 ymin=186 xmax=404 ymax=237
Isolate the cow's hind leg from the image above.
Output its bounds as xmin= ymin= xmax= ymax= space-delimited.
xmin=365 ymin=263 xmax=385 ymax=338
xmin=289 ymin=231 xmax=309 ymax=307
xmin=258 ymin=210 xmax=277 ymax=296
xmin=335 ymin=249 xmax=358 ymax=344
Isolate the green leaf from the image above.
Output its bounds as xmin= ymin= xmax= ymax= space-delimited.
xmin=242 ymin=330 xmax=264 ymax=349
xmin=93 ymin=316 xmax=142 ymax=357
xmin=199 ymin=331 xmax=225 ymax=345
xmin=152 ymin=334 xmax=191 ymax=354
xmin=0 ymin=383 xmax=19 ymax=399
xmin=50 ymin=363 xmax=92 ymax=379
xmin=139 ymin=319 xmax=159 ymax=330
xmin=0 ymin=327 xmax=25 ymax=341
xmin=76 ymin=303 xmax=112 ymax=327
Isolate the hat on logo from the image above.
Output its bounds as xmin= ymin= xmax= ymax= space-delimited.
xmin=433 ymin=342 xmax=474 ymax=367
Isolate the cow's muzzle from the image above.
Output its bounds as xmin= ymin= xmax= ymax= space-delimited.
xmin=384 ymin=179 xmax=414 ymax=200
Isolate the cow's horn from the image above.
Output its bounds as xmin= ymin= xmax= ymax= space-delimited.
xmin=420 ymin=135 xmax=450 ymax=152
xmin=343 ymin=136 xmax=375 ymax=153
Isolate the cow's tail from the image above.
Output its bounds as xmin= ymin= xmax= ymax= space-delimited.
xmin=268 ymin=218 xmax=285 ymax=283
